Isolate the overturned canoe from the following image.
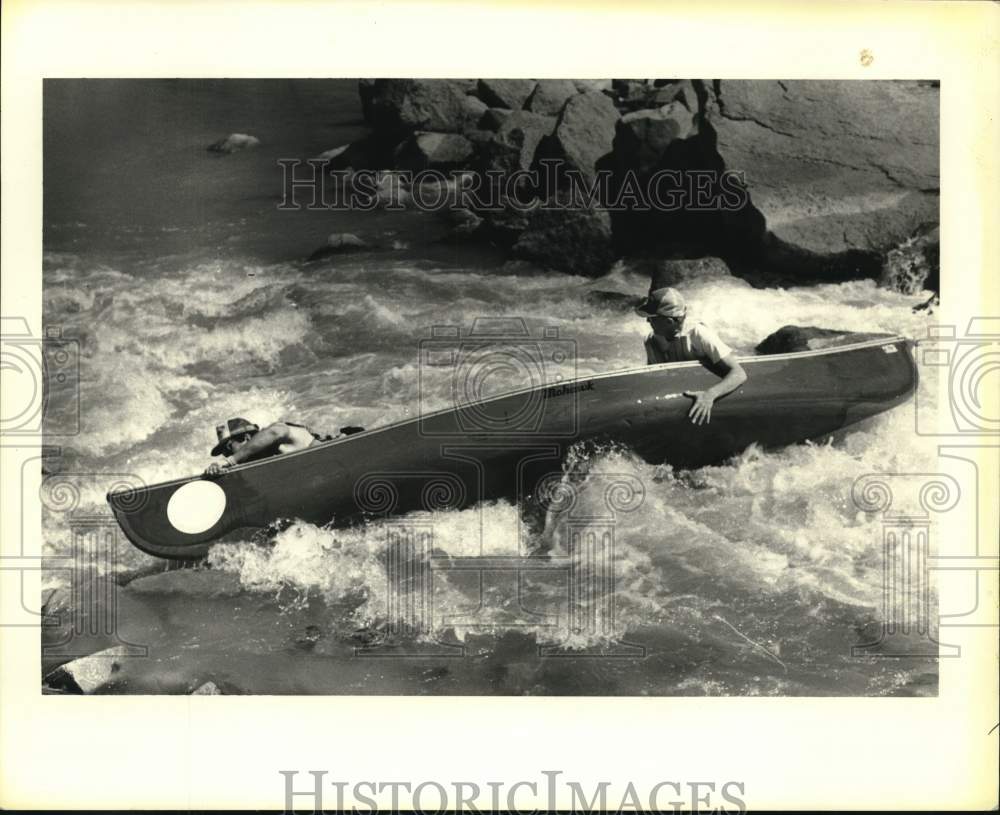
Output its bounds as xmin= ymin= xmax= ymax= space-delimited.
xmin=108 ymin=336 xmax=916 ymax=559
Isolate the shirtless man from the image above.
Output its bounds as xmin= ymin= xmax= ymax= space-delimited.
xmin=204 ymin=417 xmax=354 ymax=476
xmin=635 ymin=286 xmax=748 ymax=425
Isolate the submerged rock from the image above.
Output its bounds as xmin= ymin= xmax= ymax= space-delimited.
xmin=207 ymin=133 xmax=260 ymax=154
xmin=755 ymin=325 xmax=893 ymax=355
xmin=308 ymin=233 xmax=370 ymax=260
xmin=584 ymin=290 xmax=640 ymax=311
xmin=43 ymin=645 xmax=135 ymax=694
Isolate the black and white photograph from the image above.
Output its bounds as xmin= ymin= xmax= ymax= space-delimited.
xmin=39 ymin=77 xmax=946 ymax=696
xmin=2 ymin=1 xmax=997 ymax=811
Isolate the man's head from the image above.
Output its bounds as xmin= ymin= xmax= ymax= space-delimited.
xmin=211 ymin=417 xmax=260 ymax=457
xmin=636 ymin=286 xmax=687 ymax=339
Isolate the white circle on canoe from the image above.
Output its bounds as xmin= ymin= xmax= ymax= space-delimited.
xmin=166 ymin=481 xmax=227 ymax=535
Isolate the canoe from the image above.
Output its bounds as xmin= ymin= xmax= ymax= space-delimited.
xmin=107 ymin=336 xmax=916 ymax=559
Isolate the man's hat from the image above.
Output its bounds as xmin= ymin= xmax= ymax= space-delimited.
xmin=635 ymin=286 xmax=687 ymax=318
xmin=211 ymin=417 xmax=260 ymax=457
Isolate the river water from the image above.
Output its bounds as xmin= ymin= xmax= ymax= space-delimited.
xmin=40 ymin=80 xmax=940 ymax=695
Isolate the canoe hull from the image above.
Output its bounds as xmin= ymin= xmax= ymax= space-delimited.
xmin=108 ymin=337 xmax=917 ymax=559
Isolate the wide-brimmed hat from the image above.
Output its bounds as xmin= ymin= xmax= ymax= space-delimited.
xmin=635 ymin=286 xmax=687 ymax=318
xmin=210 ymin=417 xmax=260 ymax=456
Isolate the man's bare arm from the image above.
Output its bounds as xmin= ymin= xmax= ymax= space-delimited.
xmin=684 ymin=354 xmax=748 ymax=425
xmin=227 ymin=422 xmax=293 ymax=464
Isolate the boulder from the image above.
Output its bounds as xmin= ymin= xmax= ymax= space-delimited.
xmin=644 ymin=257 xmax=732 ymax=289
xmin=308 ymin=233 xmax=369 ymax=260
xmin=459 ymin=95 xmax=489 ymax=132
xmin=207 ymin=133 xmax=260 ymax=154
xmin=192 ymin=681 xmax=223 ymax=695
xmin=470 ymin=111 xmax=556 ymax=173
xmin=535 ymin=91 xmax=620 ymax=186
xmin=438 ymin=207 xmax=485 ymax=241
xmin=614 ymin=101 xmax=698 ymax=175
xmin=511 ymin=205 xmax=615 ymax=277
xmin=477 ymin=79 xmax=538 ymax=110
xmin=707 ymin=80 xmax=939 ymax=257
xmin=755 ymin=325 xmax=893 ymax=355
xmin=525 ymin=79 xmax=579 ymax=116
xmin=364 ymin=79 xmax=472 ymax=137
xmin=573 ymin=79 xmax=614 ymax=95
xmin=478 ymin=107 xmax=513 ymax=131
xmin=315 ymin=137 xmax=376 ymax=170
xmin=394 ymin=132 xmax=474 ymax=171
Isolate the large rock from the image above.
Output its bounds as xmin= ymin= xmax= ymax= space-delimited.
xmin=470 ymin=111 xmax=556 ymax=173
xmin=615 ymin=101 xmax=698 ymax=175
xmin=511 ymin=205 xmax=615 ymax=277
xmin=644 ymin=257 xmax=732 ymax=288
xmin=44 ymin=645 xmax=136 ymax=694
xmin=755 ymin=325 xmax=892 ymax=355
xmin=536 ymin=91 xmax=620 ymax=186
xmin=394 ymin=132 xmax=474 ymax=171
xmin=525 ymin=79 xmax=579 ymax=116
xmin=477 ymin=79 xmax=537 ymax=110
xmin=707 ymin=80 xmax=939 ymax=257
xmin=207 ymin=133 xmax=260 ymax=154
xmin=363 ymin=79 xmax=473 ymax=137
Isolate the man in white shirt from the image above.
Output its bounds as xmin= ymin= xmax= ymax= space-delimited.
xmin=635 ymin=287 xmax=748 ymax=425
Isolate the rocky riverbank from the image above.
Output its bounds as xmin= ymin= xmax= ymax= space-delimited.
xmin=307 ymin=79 xmax=939 ymax=296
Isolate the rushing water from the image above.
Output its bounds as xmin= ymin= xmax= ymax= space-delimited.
xmin=39 ymin=80 xmax=940 ymax=695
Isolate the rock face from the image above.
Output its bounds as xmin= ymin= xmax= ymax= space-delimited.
xmin=343 ymin=78 xmax=940 ymax=283
xmin=207 ymin=133 xmax=260 ymax=154
xmin=707 ymin=80 xmax=939 ymax=257
xmin=754 ymin=325 xmax=892 ymax=355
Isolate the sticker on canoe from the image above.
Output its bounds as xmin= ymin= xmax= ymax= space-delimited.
xmin=166 ymin=480 xmax=227 ymax=534
xmin=882 ymin=344 xmax=899 ymax=354
xmin=544 ymin=381 xmax=595 ymax=399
